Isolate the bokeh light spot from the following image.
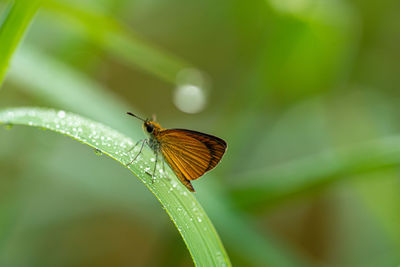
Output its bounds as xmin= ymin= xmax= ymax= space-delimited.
xmin=173 ymin=84 xmax=206 ymax=114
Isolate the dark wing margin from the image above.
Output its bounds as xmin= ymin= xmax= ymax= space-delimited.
xmin=158 ymin=129 xmax=227 ymax=192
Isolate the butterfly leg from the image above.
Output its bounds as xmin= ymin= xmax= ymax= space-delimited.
xmin=151 ymin=152 xmax=158 ymax=183
xmin=127 ymin=139 xmax=146 ymax=166
xmin=126 ymin=139 xmax=144 ymax=153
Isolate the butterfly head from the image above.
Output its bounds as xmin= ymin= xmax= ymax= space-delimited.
xmin=127 ymin=112 xmax=162 ymax=137
xmin=142 ymin=120 xmax=161 ymax=136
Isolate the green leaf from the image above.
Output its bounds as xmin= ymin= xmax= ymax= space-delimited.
xmin=0 ymin=0 xmax=40 ymax=86
xmin=0 ymin=107 xmax=231 ymax=267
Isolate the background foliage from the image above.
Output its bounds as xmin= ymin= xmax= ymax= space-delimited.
xmin=1 ymin=0 xmax=400 ymax=266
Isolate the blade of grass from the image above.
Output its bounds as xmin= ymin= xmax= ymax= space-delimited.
xmin=41 ymin=0 xmax=192 ymax=84
xmin=0 ymin=0 xmax=40 ymax=87
xmin=0 ymin=107 xmax=231 ymax=267
xmin=230 ymin=137 xmax=400 ymax=209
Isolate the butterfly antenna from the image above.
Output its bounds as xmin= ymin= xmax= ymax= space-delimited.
xmin=126 ymin=112 xmax=146 ymax=122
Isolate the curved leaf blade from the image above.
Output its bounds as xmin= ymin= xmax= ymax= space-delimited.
xmin=0 ymin=107 xmax=231 ymax=267
xmin=0 ymin=0 xmax=40 ymax=86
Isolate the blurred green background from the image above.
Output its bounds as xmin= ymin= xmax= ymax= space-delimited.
xmin=1 ymin=0 xmax=400 ymax=266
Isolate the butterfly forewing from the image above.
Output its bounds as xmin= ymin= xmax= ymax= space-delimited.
xmin=158 ymin=129 xmax=227 ymax=192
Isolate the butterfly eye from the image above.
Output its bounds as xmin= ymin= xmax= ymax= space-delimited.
xmin=146 ymin=124 xmax=154 ymax=133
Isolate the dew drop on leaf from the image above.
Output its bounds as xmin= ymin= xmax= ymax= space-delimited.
xmin=4 ymin=123 xmax=13 ymax=130
xmin=94 ymin=148 xmax=103 ymax=155
xmin=57 ymin=110 xmax=66 ymax=118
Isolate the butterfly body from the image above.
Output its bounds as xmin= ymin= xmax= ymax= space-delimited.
xmin=127 ymin=112 xmax=227 ymax=192
xmin=144 ymin=121 xmax=163 ymax=152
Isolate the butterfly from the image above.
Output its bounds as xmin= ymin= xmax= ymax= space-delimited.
xmin=126 ymin=112 xmax=227 ymax=192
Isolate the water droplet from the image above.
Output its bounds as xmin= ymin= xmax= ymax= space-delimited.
xmin=57 ymin=110 xmax=66 ymax=118
xmin=215 ymin=251 xmax=227 ymax=266
xmin=94 ymin=148 xmax=103 ymax=155
xmin=4 ymin=123 xmax=13 ymax=130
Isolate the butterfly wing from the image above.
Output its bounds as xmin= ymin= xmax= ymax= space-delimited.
xmin=158 ymin=129 xmax=227 ymax=192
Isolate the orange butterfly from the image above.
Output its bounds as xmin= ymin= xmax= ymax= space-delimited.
xmin=126 ymin=112 xmax=227 ymax=192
